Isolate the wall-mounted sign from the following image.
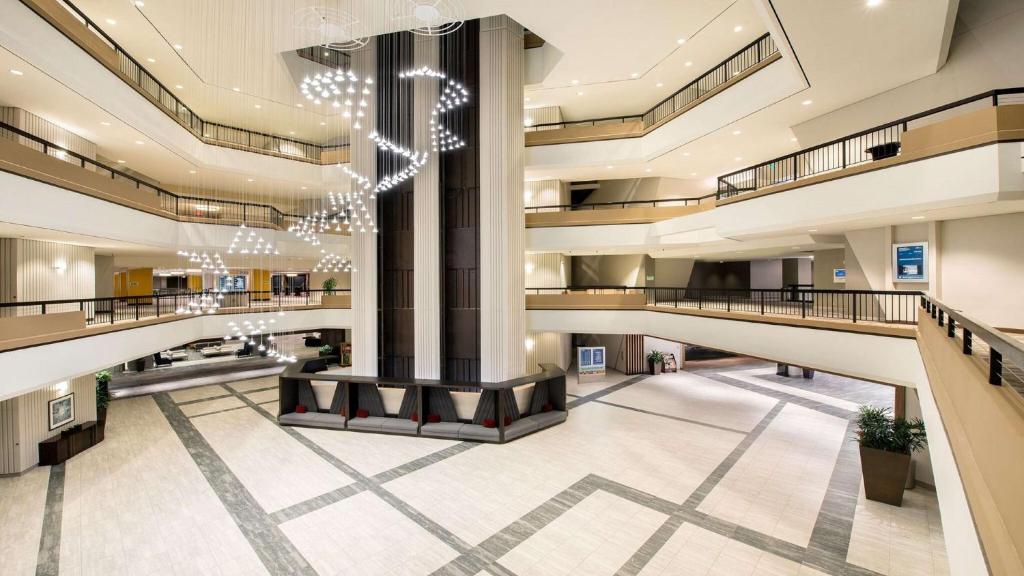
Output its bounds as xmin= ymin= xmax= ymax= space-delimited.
xmin=833 ymin=268 xmax=846 ymax=284
xmin=893 ymin=242 xmax=928 ymax=282
xmin=578 ymin=346 xmax=606 ymax=382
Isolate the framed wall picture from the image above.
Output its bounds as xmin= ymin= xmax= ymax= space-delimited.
xmin=893 ymin=242 xmax=928 ymax=282
xmin=833 ymin=268 xmax=846 ymax=283
xmin=48 ymin=393 xmax=75 ymax=430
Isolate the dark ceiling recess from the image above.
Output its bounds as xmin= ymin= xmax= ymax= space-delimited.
xmin=524 ymin=30 xmax=545 ymax=49
xmin=296 ymin=46 xmax=352 ymax=70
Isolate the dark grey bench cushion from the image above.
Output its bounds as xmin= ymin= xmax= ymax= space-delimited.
xmin=458 ymin=424 xmax=500 ymax=442
xmin=503 ymin=418 xmax=540 ymax=440
xmin=347 ymin=416 xmax=388 ymax=431
xmin=380 ymin=418 xmax=419 ymax=433
xmin=528 ymin=410 xmax=567 ymax=430
xmin=420 ymin=422 xmax=465 ymax=439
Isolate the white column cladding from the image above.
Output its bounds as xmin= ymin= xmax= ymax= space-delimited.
xmin=413 ymin=35 xmax=441 ymax=379
xmin=350 ymin=41 xmax=378 ymax=376
xmin=479 ymin=16 xmax=526 ymax=382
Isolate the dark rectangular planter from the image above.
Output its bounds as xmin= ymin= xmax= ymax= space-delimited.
xmin=865 ymin=142 xmax=900 ymax=161
xmin=860 ymin=445 xmax=911 ymax=506
xmin=649 ymin=361 xmax=662 ymax=375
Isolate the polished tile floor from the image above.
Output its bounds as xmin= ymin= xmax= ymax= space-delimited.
xmin=0 ymin=361 xmax=949 ymax=576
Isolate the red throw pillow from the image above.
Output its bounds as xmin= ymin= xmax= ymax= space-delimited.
xmin=410 ymin=411 xmax=419 ymax=422
xmin=504 ymin=415 xmax=513 ymax=426
xmin=482 ymin=418 xmax=496 ymax=428
xmin=542 ymin=403 xmax=553 ymax=413
xmin=295 ymin=405 xmax=307 ymax=414
xmin=340 ymin=407 xmax=347 ymax=417
xmin=356 ymin=408 xmax=369 ymax=418
xmin=427 ymin=413 xmax=441 ymax=424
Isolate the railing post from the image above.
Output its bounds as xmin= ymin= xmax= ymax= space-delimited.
xmin=111 ymin=299 xmax=115 ymax=324
xmin=156 ymin=295 xmax=160 ymax=317
xmin=726 ymin=291 xmax=731 ymax=312
xmin=135 ymin=298 xmax=140 ymax=321
xmin=947 ymin=318 xmax=955 ymax=337
xmin=963 ymin=329 xmax=972 ymax=355
xmin=698 ymin=290 xmax=703 ymax=310
xmin=760 ymin=291 xmax=764 ymax=315
xmin=931 ymin=304 xmax=937 ymax=319
xmin=989 ymin=349 xmax=1003 ymax=385
xmin=791 ymin=155 xmax=798 ymax=182
xmin=938 ymin=309 xmax=944 ymax=326
xmin=852 ymin=295 xmax=857 ymax=323
xmin=41 ymin=303 xmax=46 ymax=315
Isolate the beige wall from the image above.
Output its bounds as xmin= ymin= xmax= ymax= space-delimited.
xmin=310 ymin=271 xmax=352 ymax=290
xmin=525 ymin=331 xmax=572 ymax=374
xmin=0 ymin=238 xmax=95 ymax=313
xmin=813 ymin=249 xmax=846 ymax=289
xmin=0 ymin=374 xmax=96 ymax=474
xmin=524 ymin=179 xmax=567 ymax=211
xmin=525 ymin=253 xmax=569 ymax=288
xmin=0 ymin=107 xmax=97 ymax=160
xmin=652 ymin=258 xmax=695 ymax=287
xmin=580 ymin=177 xmax=709 ymax=205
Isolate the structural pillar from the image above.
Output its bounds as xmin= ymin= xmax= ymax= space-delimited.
xmin=478 ymin=16 xmax=526 ymax=381
xmin=413 ymin=35 xmax=441 ymax=379
xmin=350 ymin=41 xmax=378 ymax=376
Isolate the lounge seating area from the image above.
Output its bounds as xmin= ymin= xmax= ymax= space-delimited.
xmin=278 ymin=358 xmax=567 ymax=443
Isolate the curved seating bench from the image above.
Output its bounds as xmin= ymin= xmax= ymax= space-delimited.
xmin=277 ymin=358 xmax=567 ymax=443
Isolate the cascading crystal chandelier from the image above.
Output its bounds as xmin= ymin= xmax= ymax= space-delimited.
xmin=227 ymin=223 xmax=278 ymax=255
xmin=224 ymin=318 xmax=296 ymax=363
xmin=173 ymin=250 xmax=225 ymax=315
xmin=314 ymin=252 xmax=354 ymax=273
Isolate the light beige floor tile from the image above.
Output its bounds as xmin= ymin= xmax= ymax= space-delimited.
xmin=847 ymin=486 xmax=949 ymax=575
xmin=280 ymin=491 xmax=458 ymax=576
xmin=0 ymin=465 xmax=50 ymax=576
xmin=192 ymin=407 xmax=354 ymax=513
xmin=226 ymin=376 xmax=279 ymax=393
xmin=243 ymin=388 xmax=279 ymax=404
xmin=297 ymin=425 xmax=458 ymax=477
xmin=638 ymin=522 xmax=810 ymax=576
xmin=179 ymin=395 xmax=246 ymax=418
xmin=167 ymin=384 xmax=230 ymax=404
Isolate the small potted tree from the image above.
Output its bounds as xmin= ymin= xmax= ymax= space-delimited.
xmin=855 ymin=405 xmax=927 ymax=506
xmin=647 ymin=350 xmax=665 ymax=375
xmin=318 ymin=344 xmax=334 ymax=358
xmin=320 ymin=277 xmax=351 ymax=308
xmin=95 ymin=370 xmax=111 ymax=437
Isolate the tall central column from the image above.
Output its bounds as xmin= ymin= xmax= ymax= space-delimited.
xmin=479 ymin=15 xmax=525 ymax=381
xmin=413 ymin=35 xmax=441 ymax=379
xmin=350 ymin=41 xmax=378 ymax=376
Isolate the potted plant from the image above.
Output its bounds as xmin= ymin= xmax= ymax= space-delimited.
xmin=322 ymin=277 xmax=337 ymax=295
xmin=647 ymin=350 xmax=665 ymax=375
xmin=855 ymin=405 xmax=927 ymax=506
xmin=95 ymin=370 xmax=111 ymax=435
xmin=318 ymin=344 xmax=334 ymax=357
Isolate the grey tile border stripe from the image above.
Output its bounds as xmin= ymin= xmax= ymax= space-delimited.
xmin=372 ymin=442 xmax=479 ymax=483
xmin=270 ymin=483 xmax=368 ymax=525
xmin=565 ymin=375 xmax=649 ymax=409
xmin=589 ymin=398 xmax=749 ymax=435
xmin=35 ymin=463 xmax=64 ymax=576
xmin=694 ymin=368 xmax=854 ymax=420
xmin=153 ymin=393 xmax=319 ymax=576
xmin=806 ymin=419 xmax=862 ymax=561
xmin=218 ymin=381 xmax=476 ymax=554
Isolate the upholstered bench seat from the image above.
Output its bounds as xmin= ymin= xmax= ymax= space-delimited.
xmin=420 ymin=422 xmax=465 ymax=439
xmin=279 ymin=412 xmax=346 ymax=429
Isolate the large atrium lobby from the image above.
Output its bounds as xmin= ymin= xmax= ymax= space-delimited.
xmin=0 ymin=0 xmax=1021 ymax=575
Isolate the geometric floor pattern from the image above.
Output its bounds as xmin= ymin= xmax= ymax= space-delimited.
xmin=0 ymin=359 xmax=949 ymax=576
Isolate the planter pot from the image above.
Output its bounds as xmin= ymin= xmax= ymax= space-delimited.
xmin=860 ymin=446 xmax=912 ymax=506
xmin=865 ymin=142 xmax=900 ymax=161
xmin=132 ymin=357 xmax=146 ymax=373
xmin=649 ymin=360 xmax=662 ymax=375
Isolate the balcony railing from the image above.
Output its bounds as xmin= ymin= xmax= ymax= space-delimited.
xmin=0 ymin=119 xmax=326 ymax=232
xmin=524 ymin=194 xmax=715 ymax=213
xmin=717 ymin=87 xmax=1024 ymax=200
xmin=526 ymin=286 xmax=921 ymax=325
xmin=524 ymin=33 xmax=778 ymax=134
xmin=49 ymin=0 xmax=348 ymax=164
xmin=0 ymin=289 xmax=349 ymax=328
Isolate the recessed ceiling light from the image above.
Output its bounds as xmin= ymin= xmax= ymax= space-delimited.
xmin=571 ymin=79 xmax=579 ymax=85
xmin=134 ymin=1 xmax=145 ymax=6
xmin=320 ymin=121 xmax=326 ymax=125
xmin=734 ymin=156 xmax=743 ymax=161
xmin=105 ymin=18 xmax=117 ymax=25
xmin=790 ymin=137 xmax=797 ymax=142
xmin=289 ymin=131 xmax=295 ymax=135
xmin=682 ymin=152 xmax=691 ymax=157
xmin=247 ymin=178 xmax=254 ymax=182
xmin=867 ymin=0 xmax=883 ymax=6
xmin=134 ymin=140 xmax=144 ymax=145
xmin=605 ymin=165 xmax=614 ymax=169
xmin=576 ymin=91 xmax=584 ymax=96
xmin=188 ymin=170 xmax=196 ymax=174
xmin=630 ymin=72 xmax=638 ymax=78
xmin=524 ymin=97 xmax=531 ymax=102
xmin=808 ymin=229 xmax=818 ymax=232
xmin=911 ymin=215 xmax=925 ymax=220
xmin=296 ymin=103 xmax=303 ymax=108
xmin=656 ymin=82 xmax=664 ymax=88
xmin=232 ymin=87 xmax=240 ymax=92
xmin=733 ymin=25 xmax=743 ymax=32
xmin=174 ymin=84 xmax=183 ymax=89
xmin=116 ymin=159 xmax=126 ymax=164
xmin=301 ymin=186 xmax=307 ymax=190
xmin=732 ymin=130 xmax=742 ymax=135
xmin=690 ymin=172 xmax=698 ymax=176
xmin=254 ymin=104 xmax=261 ymax=109
xmin=677 ymin=38 xmax=686 ymax=45
xmin=9 ymin=69 xmax=24 ymax=76
xmin=801 ymin=99 xmax=813 ymax=106
xmin=644 ymin=168 xmax=652 ymax=173
xmin=146 ymin=57 xmax=156 ymax=63
xmin=100 ymin=121 xmax=111 ymax=126
xmin=173 ymin=44 xmax=183 ymax=50
xmin=684 ymin=61 xmax=693 ymax=67
xmin=791 ymin=246 xmax=801 ymax=250
xmin=323 ymin=51 xmax=330 ymax=57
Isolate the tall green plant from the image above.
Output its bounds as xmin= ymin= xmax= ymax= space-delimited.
xmin=322 ymin=277 xmax=338 ymax=295
xmin=95 ymin=370 xmax=112 ymax=411
xmin=855 ymin=405 xmax=927 ymax=454
xmin=646 ymin=350 xmax=665 ymax=364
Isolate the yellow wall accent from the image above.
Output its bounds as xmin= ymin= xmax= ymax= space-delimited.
xmin=123 ymin=268 xmax=153 ymax=297
xmin=250 ymin=269 xmax=271 ymax=300
xmin=187 ymin=275 xmax=203 ymax=291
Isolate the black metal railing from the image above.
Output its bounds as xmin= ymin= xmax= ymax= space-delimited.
xmin=717 ymin=87 xmax=1024 ymax=200
xmin=0 ymin=289 xmax=349 ymax=328
xmin=526 ymin=286 xmax=921 ymax=325
xmin=921 ymin=295 xmax=1024 ymax=390
xmin=525 ymin=33 xmax=778 ymax=133
xmin=0 ymin=120 xmax=319 ymax=231
xmin=52 ymin=0 xmax=348 ymax=164
xmin=524 ymin=194 xmax=716 ymax=213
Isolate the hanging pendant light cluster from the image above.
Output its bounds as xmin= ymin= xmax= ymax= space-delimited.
xmin=173 ymin=250 xmax=225 ymax=315
xmin=301 ymin=69 xmax=372 ymax=131
xmin=289 ymin=211 xmax=330 ymax=245
xmin=227 ymin=223 xmax=278 ymax=255
xmin=314 ymin=252 xmax=354 ymax=273
xmin=224 ymin=318 xmax=296 ymax=363
xmin=177 ymin=249 xmax=229 ymax=275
